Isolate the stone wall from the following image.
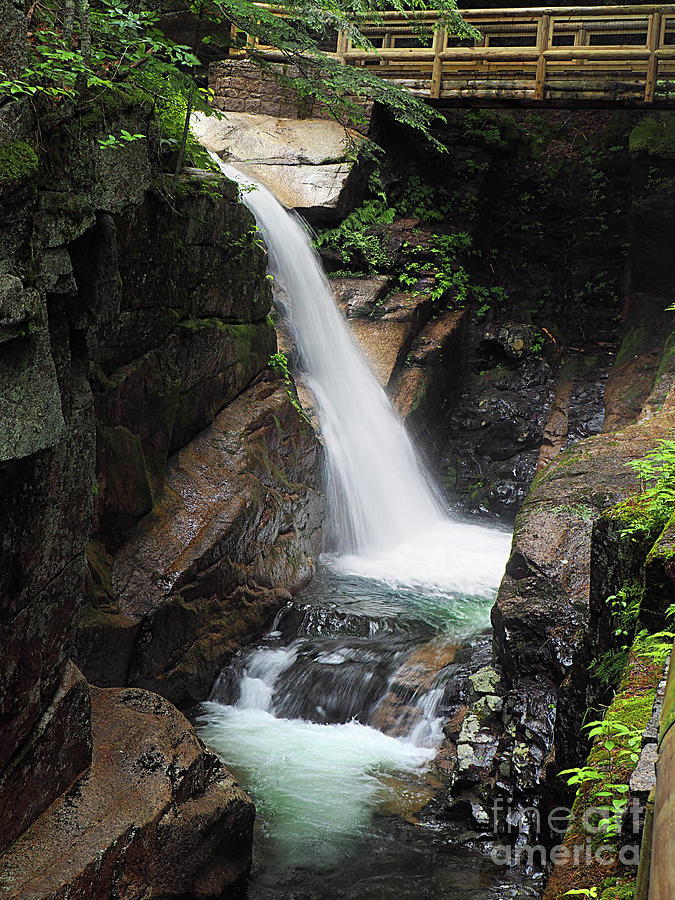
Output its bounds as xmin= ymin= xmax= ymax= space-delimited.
xmin=210 ymin=59 xmax=336 ymax=120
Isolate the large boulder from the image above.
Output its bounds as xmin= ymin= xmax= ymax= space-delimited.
xmin=79 ymin=379 xmax=325 ymax=705
xmin=0 ymin=686 xmax=254 ymax=898
xmin=192 ymin=110 xmax=367 ymax=223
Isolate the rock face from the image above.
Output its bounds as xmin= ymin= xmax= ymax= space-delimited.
xmin=329 ymin=274 xmax=466 ymax=453
xmin=0 ymin=687 xmax=254 ymax=899
xmin=438 ymin=122 xmax=675 ymax=846
xmin=0 ymin=96 xmax=324 ymax=892
xmin=441 ymin=350 xmax=675 ymax=843
xmin=81 ymin=380 xmax=324 ymax=704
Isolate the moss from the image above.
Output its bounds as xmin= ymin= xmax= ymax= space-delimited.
xmin=178 ymin=316 xmax=228 ymax=333
xmin=653 ymin=329 xmax=675 ymax=384
xmin=86 ymin=539 xmax=115 ymax=607
xmin=629 ymin=114 xmax=675 ymax=159
xmin=0 ymin=141 xmax=39 ymax=196
xmin=615 ymin=322 xmax=649 ymax=367
xmin=598 ymin=875 xmax=636 ymax=899
xmin=547 ymin=639 xmax=661 ymax=899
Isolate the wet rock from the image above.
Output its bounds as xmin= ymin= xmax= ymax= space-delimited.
xmin=331 ymin=275 xmax=391 ymax=318
xmin=393 ymin=310 xmax=466 ymax=437
xmin=340 ymin=287 xmax=434 ymax=390
xmin=442 ymin=346 xmax=556 ymax=521
xmin=87 ymin=380 xmax=325 ymax=705
xmin=0 ymin=686 xmax=254 ymax=898
xmin=482 ymin=322 xmax=540 ymax=361
xmin=468 ymin=666 xmax=502 ymax=698
xmin=603 ymin=292 xmax=673 ymax=432
xmin=0 ymin=99 xmax=314 ymax=887
xmin=0 ymin=662 xmax=91 ymax=854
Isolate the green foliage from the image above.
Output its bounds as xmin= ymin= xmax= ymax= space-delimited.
xmin=588 ymin=648 xmax=629 ymax=691
xmin=611 ymin=440 xmax=675 ymax=545
xmin=269 ymin=352 xmax=311 ymax=425
xmin=627 ymin=439 xmax=675 ymax=502
xmin=632 ymin=627 xmax=675 ymax=664
xmin=607 ymin=582 xmax=643 ymax=646
xmin=394 ymin=233 xmax=507 ymax=314
xmin=316 ymin=198 xmax=395 ymax=271
xmin=149 ymin=79 xmax=216 ymax=170
xmin=560 ymin=716 xmax=642 ymax=837
xmin=395 ymin=175 xmax=453 ymax=223
xmin=462 ymin=110 xmax=512 ymax=149
xmin=97 ymin=129 xmax=144 ymax=150
xmin=0 ymin=0 xmax=200 ymax=108
xmin=564 ymin=890 xmax=599 ymax=899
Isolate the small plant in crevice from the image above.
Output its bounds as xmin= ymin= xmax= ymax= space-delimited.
xmin=269 ymin=352 xmax=311 ymax=426
xmin=560 ymin=716 xmax=642 ymax=840
xmin=564 ymin=888 xmax=599 ymax=898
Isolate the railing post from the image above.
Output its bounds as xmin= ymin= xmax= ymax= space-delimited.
xmin=535 ymin=13 xmax=551 ymax=101
xmin=336 ymin=30 xmax=347 ymax=64
xmin=430 ymin=25 xmax=444 ymax=99
xmin=380 ymin=31 xmax=392 ymax=67
xmin=645 ymin=11 xmax=662 ymax=103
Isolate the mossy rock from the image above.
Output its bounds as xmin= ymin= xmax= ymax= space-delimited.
xmin=629 ymin=114 xmax=675 ymax=159
xmin=0 ymin=140 xmax=39 ymax=197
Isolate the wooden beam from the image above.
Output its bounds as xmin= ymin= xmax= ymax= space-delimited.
xmin=535 ymin=13 xmax=551 ymax=99
xmin=544 ymin=47 xmax=652 ymax=58
xmin=645 ymin=10 xmax=663 ymax=100
xmin=430 ymin=27 xmax=445 ymax=98
xmin=439 ymin=48 xmax=540 ymax=60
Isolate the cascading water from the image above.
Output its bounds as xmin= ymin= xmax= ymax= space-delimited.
xmin=210 ymin=154 xmax=441 ymax=555
xmin=195 ymin=154 xmax=533 ymax=898
xmin=207 ymin=151 xmax=511 ymax=596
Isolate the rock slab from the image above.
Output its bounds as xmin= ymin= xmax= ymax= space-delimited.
xmin=0 ymin=686 xmax=254 ymax=899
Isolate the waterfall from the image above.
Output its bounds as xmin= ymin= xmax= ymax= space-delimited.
xmin=196 ymin=155 xmax=522 ymax=896
xmin=209 ymin=155 xmax=444 ymax=554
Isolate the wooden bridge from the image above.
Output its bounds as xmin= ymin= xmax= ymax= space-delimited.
xmin=240 ymin=5 xmax=675 ymax=106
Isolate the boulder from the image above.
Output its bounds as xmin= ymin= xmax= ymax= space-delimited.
xmin=78 ymin=380 xmax=325 ymax=704
xmin=191 ymin=111 xmax=366 ymax=222
xmin=0 ymin=686 xmax=254 ymax=899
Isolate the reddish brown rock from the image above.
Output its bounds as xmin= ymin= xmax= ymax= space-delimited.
xmin=0 ymin=662 xmax=91 ymax=855
xmin=77 ymin=379 xmax=325 ymax=705
xmin=392 ymin=309 xmax=466 ymax=432
xmin=0 ymin=686 xmax=254 ymax=899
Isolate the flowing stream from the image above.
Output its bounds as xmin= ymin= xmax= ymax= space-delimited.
xmin=197 ymin=156 xmax=535 ymax=897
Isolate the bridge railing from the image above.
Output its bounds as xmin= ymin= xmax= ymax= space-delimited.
xmin=231 ymin=5 xmax=675 ymax=104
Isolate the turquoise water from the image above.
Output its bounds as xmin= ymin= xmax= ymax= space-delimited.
xmin=197 ymin=561 xmax=540 ymax=899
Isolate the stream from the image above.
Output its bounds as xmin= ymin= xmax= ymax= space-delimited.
xmin=196 ymin=154 xmax=541 ymax=897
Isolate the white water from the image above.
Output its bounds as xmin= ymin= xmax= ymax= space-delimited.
xmin=199 ymin=703 xmax=435 ymax=864
xmin=209 ymin=153 xmax=445 ymax=556
xmin=199 ymin=636 xmax=437 ymax=867
xmin=196 ymin=156 xmax=515 ymax=880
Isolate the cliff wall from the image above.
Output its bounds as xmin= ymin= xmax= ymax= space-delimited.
xmin=0 ymin=17 xmax=324 ymax=891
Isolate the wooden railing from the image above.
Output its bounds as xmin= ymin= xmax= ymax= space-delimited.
xmin=235 ymin=5 xmax=675 ymax=105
